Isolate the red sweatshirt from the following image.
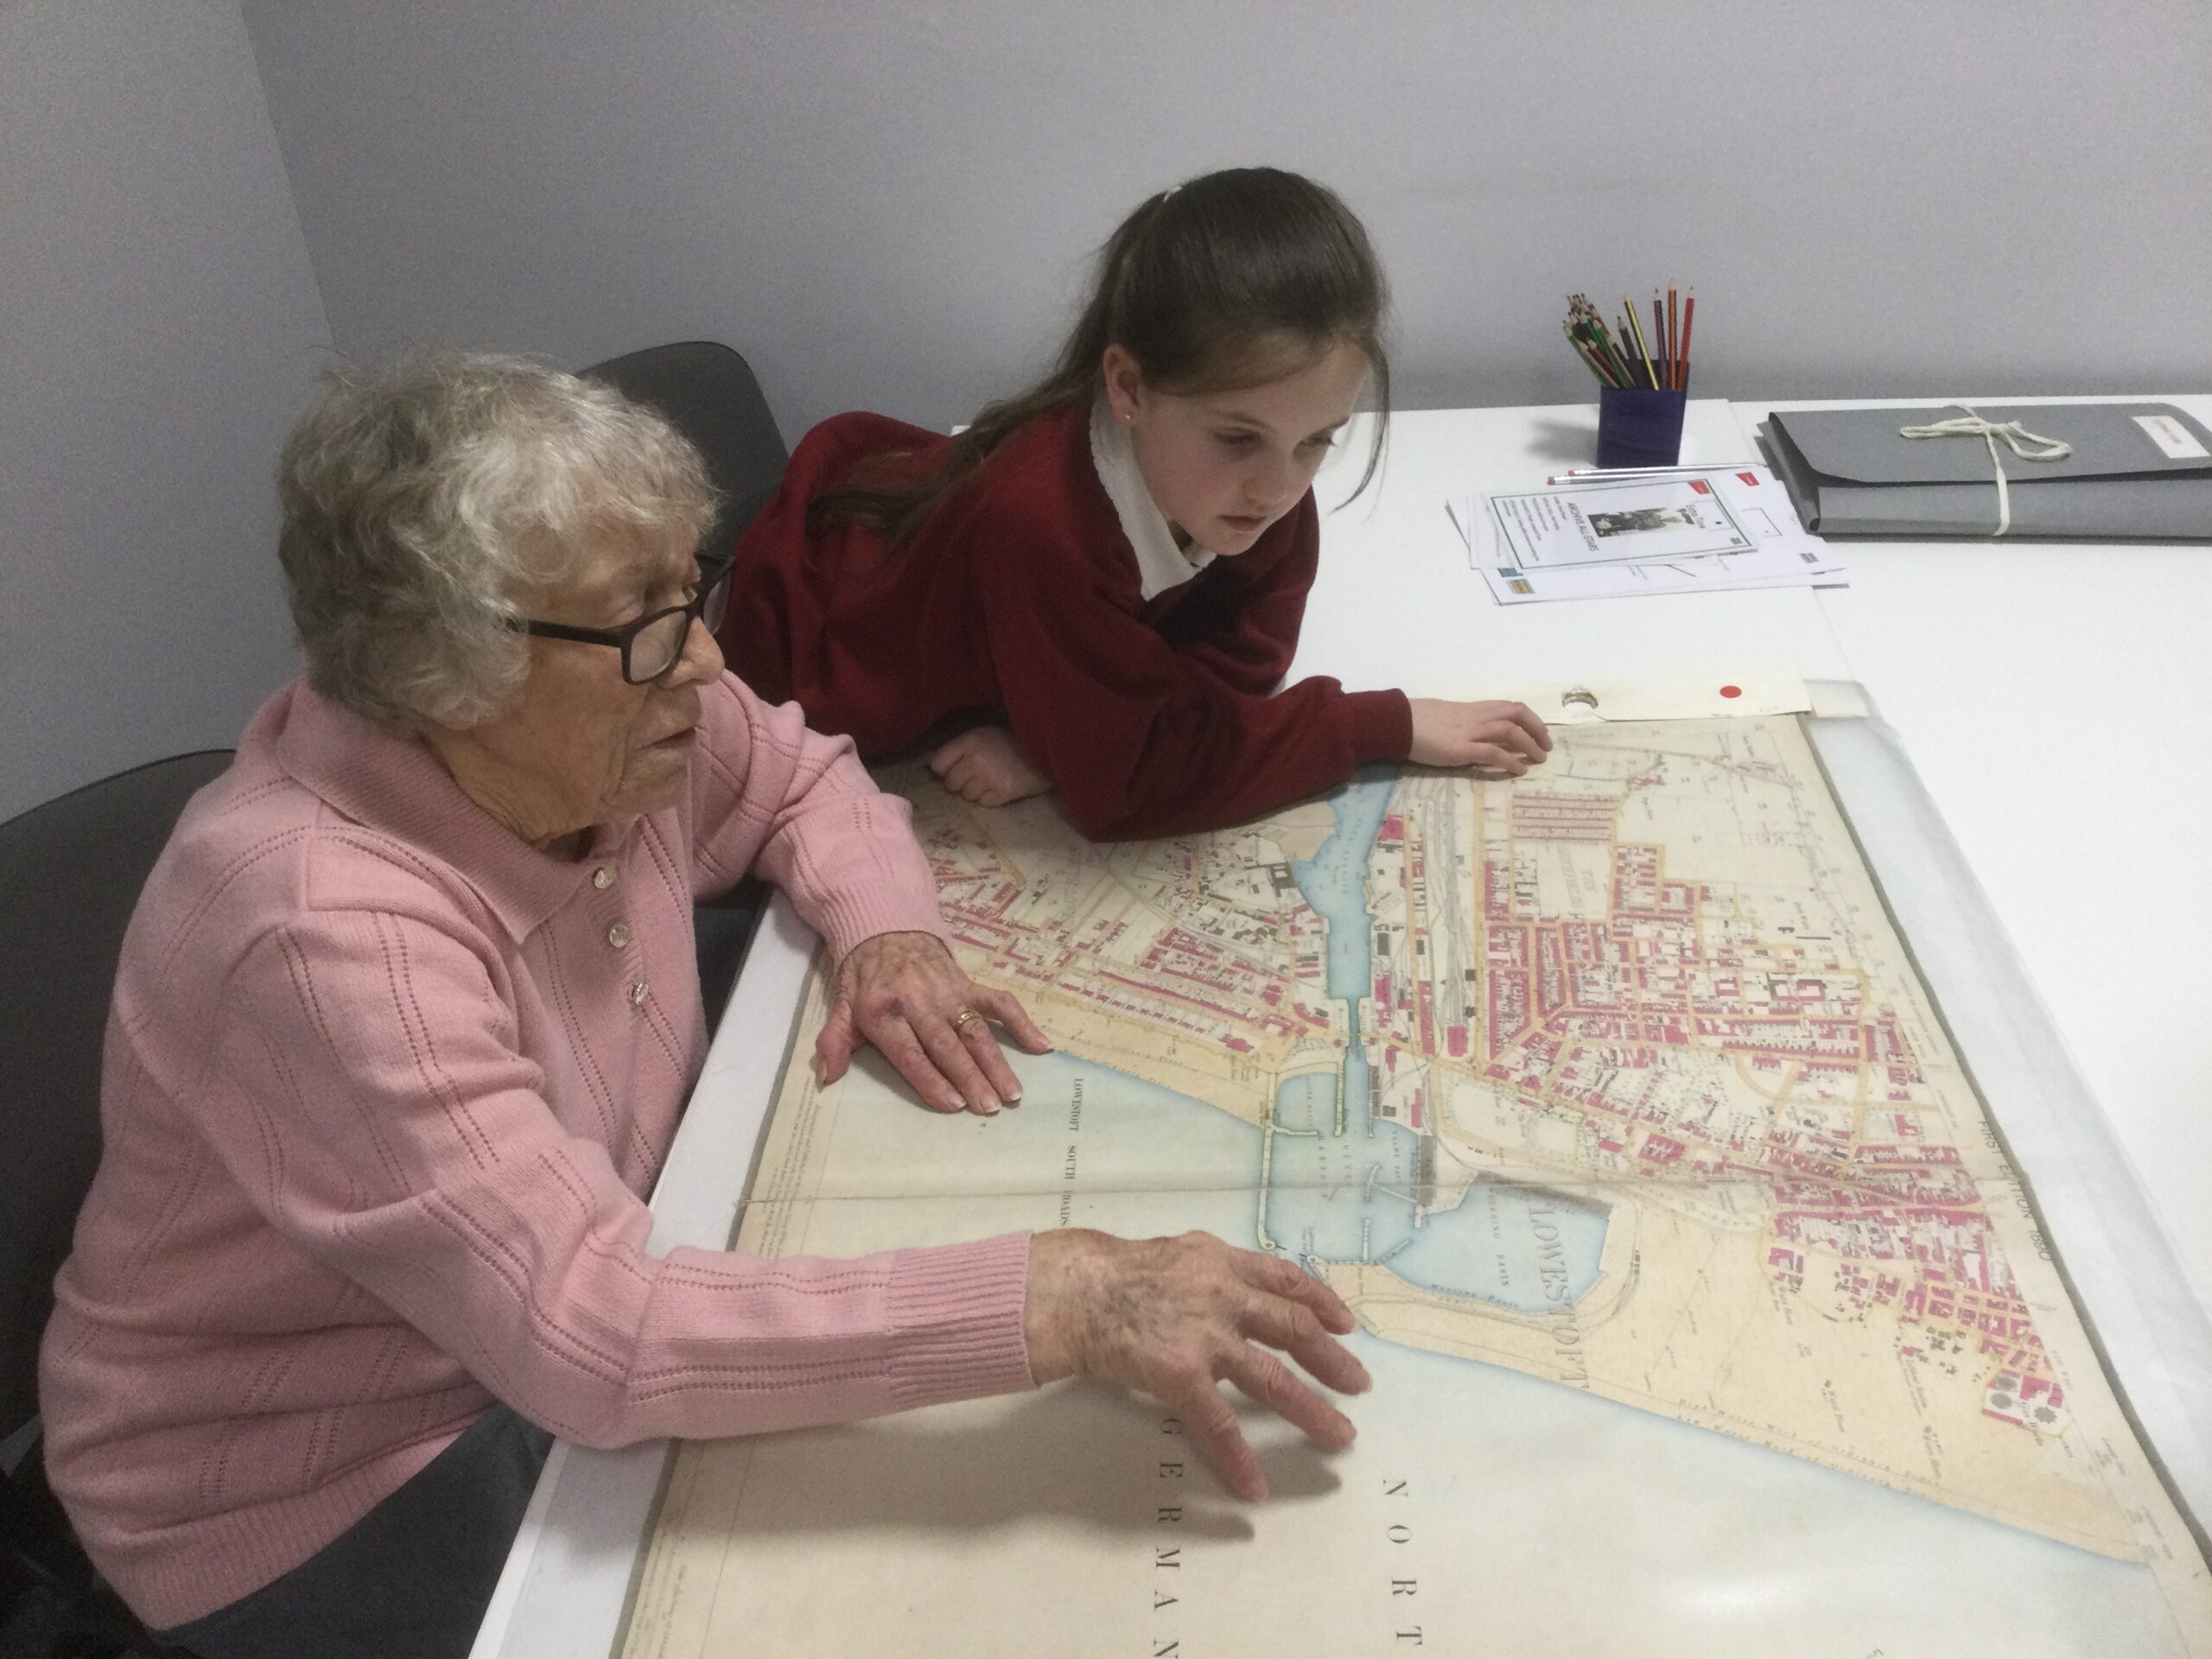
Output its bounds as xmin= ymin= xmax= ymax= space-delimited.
xmin=720 ymin=401 xmax=1412 ymax=840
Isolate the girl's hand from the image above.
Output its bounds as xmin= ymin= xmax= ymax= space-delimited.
xmin=926 ymin=725 xmax=1054 ymax=808
xmin=1406 ymin=699 xmax=1552 ymax=775
xmin=1023 ymin=1229 xmax=1371 ymax=1501
xmin=817 ymin=931 xmax=1052 ymax=1115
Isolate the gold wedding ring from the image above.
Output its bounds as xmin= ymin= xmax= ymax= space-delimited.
xmin=951 ymin=1007 xmax=980 ymax=1030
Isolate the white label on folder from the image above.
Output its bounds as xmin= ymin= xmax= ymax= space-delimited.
xmin=2134 ymin=413 xmax=2209 ymax=461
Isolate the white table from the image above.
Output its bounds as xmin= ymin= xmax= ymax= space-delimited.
xmin=1300 ymin=394 xmax=2212 ymax=1319
xmin=1747 ymin=396 xmax=2212 ymax=1324
xmin=475 ymin=394 xmax=2212 ymax=1657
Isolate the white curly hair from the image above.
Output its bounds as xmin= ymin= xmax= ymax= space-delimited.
xmin=276 ymin=350 xmax=719 ymax=731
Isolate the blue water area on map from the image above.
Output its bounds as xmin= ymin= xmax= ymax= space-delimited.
xmin=1287 ymin=771 xmax=1398 ymax=1006
xmin=1260 ymin=771 xmax=1610 ymax=1310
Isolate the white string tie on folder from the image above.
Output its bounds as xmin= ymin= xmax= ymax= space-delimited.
xmin=1897 ymin=406 xmax=2073 ymax=537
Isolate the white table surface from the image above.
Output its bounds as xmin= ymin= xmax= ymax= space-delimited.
xmin=1748 ymin=395 xmax=2212 ymax=1323
xmin=1300 ymin=395 xmax=2212 ymax=1321
xmin=478 ymin=394 xmax=2212 ymax=1656
xmin=1296 ymin=398 xmax=1849 ymax=696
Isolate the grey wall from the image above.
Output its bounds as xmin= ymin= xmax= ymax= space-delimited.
xmin=1 ymin=0 xmax=330 ymax=822
xmin=7 ymin=0 xmax=2207 ymax=823
xmin=243 ymin=0 xmax=2212 ymax=444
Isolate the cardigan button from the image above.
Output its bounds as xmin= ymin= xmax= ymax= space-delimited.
xmin=592 ymin=867 xmax=615 ymax=890
xmin=629 ymin=980 xmax=649 ymax=1007
xmin=608 ymin=922 xmax=632 ymax=950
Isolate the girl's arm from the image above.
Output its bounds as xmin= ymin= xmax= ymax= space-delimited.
xmin=977 ymin=538 xmax=1408 ymax=841
xmin=1148 ymin=505 xmax=1552 ymax=785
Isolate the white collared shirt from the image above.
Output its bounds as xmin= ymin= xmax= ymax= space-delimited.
xmin=1088 ymin=398 xmax=1218 ymax=601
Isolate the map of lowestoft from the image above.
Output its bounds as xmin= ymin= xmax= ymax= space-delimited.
xmin=622 ymin=716 xmax=2211 ymax=1658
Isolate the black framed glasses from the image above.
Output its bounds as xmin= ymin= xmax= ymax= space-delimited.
xmin=514 ymin=556 xmax=734 ymax=684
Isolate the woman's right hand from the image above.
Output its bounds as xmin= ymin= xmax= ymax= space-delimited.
xmin=1023 ymin=1229 xmax=1372 ymax=1500
xmin=1406 ymin=698 xmax=1552 ymax=774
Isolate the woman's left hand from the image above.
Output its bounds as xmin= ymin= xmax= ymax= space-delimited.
xmin=816 ymin=931 xmax=1052 ymax=1115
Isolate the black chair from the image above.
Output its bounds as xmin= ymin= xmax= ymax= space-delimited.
xmin=582 ymin=342 xmax=792 ymax=1031
xmin=582 ymin=339 xmax=789 ymax=569
xmin=1 ymin=751 xmax=233 ymax=1655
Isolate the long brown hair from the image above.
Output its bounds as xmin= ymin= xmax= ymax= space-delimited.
xmin=811 ymin=166 xmax=1392 ymax=545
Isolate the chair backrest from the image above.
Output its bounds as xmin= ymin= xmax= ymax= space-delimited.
xmin=0 ymin=751 xmax=232 ymax=1438
xmin=582 ymin=341 xmax=789 ymax=560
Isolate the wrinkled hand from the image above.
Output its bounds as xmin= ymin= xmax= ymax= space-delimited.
xmin=1407 ymin=698 xmax=1553 ymax=774
xmin=816 ymin=931 xmax=1051 ymax=1115
xmin=926 ymin=725 xmax=1054 ymax=808
xmin=1024 ymin=1229 xmax=1371 ymax=1501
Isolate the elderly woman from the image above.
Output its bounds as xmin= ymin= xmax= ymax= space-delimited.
xmin=37 ymin=353 xmax=1369 ymax=1658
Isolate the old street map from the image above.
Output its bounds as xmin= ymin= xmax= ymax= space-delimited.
xmin=622 ymin=716 xmax=2211 ymax=1657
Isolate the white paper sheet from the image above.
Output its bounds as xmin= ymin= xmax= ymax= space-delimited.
xmin=1450 ymin=466 xmax=1849 ymax=604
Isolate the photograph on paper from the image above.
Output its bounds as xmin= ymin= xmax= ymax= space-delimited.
xmin=1489 ymin=477 xmax=1754 ymax=569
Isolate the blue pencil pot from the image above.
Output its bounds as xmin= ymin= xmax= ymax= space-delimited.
xmin=1595 ymin=385 xmax=1688 ymax=468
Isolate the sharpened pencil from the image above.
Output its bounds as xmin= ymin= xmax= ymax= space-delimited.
xmin=1666 ymin=283 xmax=1680 ymax=390
xmin=1578 ymin=324 xmax=1630 ymax=386
xmin=1563 ymin=321 xmax=1623 ymax=387
xmin=1568 ymin=296 xmax=1634 ymax=388
xmin=1618 ymin=314 xmax=1653 ymax=387
xmin=1565 ymin=284 xmax=1700 ymax=394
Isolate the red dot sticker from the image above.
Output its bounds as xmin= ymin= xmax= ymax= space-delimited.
xmin=1719 ymin=684 xmax=1742 ymax=699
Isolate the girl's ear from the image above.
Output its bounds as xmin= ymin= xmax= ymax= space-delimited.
xmin=1101 ymin=344 xmax=1145 ymax=426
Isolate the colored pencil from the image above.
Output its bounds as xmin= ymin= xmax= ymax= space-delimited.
xmin=1567 ymin=295 xmax=1634 ymax=387
xmin=1563 ymin=321 xmax=1622 ymax=387
xmin=1622 ymin=298 xmax=1658 ymax=389
xmin=1666 ymin=283 xmax=1680 ymax=391
xmin=1570 ymin=337 xmax=1616 ymax=387
xmin=1561 ymin=288 xmax=1699 ymax=391
xmin=1580 ymin=325 xmax=1630 ymax=386
xmin=1613 ymin=314 xmax=1635 ymax=385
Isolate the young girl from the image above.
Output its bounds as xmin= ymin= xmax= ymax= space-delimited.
xmin=719 ymin=166 xmax=1549 ymax=841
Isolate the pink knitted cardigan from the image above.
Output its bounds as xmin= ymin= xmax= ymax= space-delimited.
xmin=38 ymin=675 xmax=1036 ymax=1628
